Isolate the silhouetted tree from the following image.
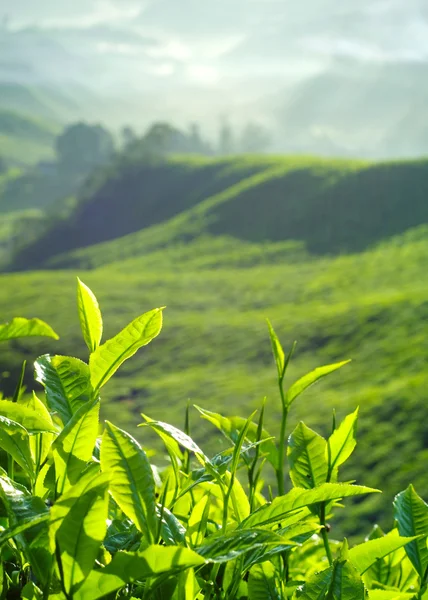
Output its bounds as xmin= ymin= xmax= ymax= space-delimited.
xmin=121 ymin=126 xmax=137 ymax=149
xmin=218 ymin=119 xmax=235 ymax=155
xmin=56 ymin=122 xmax=115 ymax=173
xmin=239 ymin=122 xmax=271 ymax=153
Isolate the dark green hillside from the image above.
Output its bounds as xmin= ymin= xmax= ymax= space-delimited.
xmin=10 ymin=155 xmax=428 ymax=271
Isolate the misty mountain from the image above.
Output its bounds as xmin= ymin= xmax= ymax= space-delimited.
xmin=2 ymin=0 xmax=428 ymax=156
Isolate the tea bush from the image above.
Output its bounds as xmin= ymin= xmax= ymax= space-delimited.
xmin=0 ymin=278 xmax=426 ymax=599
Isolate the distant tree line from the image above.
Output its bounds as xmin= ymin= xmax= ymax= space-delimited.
xmin=25 ymin=118 xmax=272 ymax=179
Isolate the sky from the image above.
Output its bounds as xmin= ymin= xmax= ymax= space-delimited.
xmin=2 ymin=0 xmax=428 ymax=145
xmin=4 ymin=0 xmax=428 ymax=90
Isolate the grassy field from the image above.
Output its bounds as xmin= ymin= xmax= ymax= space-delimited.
xmin=2 ymin=154 xmax=428 ymax=534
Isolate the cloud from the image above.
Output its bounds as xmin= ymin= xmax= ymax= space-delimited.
xmin=7 ymin=0 xmax=145 ymax=29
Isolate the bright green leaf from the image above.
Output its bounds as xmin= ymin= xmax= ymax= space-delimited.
xmin=327 ymin=408 xmax=359 ymax=479
xmin=0 ymin=399 xmax=56 ymax=433
xmin=196 ymin=529 xmax=293 ymax=563
xmin=348 ymin=530 xmax=418 ymax=575
xmin=240 ymin=483 xmax=379 ymax=529
xmin=55 ymin=478 xmax=109 ymax=595
xmin=288 ymin=422 xmax=328 ymax=489
xmin=0 ymin=317 xmax=58 ymax=342
xmin=77 ymin=278 xmax=103 ymax=353
xmin=195 ymin=406 xmax=279 ymax=470
xmin=285 ymin=361 xmax=350 ymax=407
xmin=100 ymin=421 xmax=157 ymax=542
xmin=75 ymin=546 xmax=206 ymax=600
xmin=0 ymin=474 xmax=51 ymax=586
xmin=35 ymin=354 xmax=92 ymax=426
xmin=299 ymin=558 xmax=365 ymax=600
xmin=89 ymin=307 xmax=163 ymax=391
xmin=52 ymin=399 xmax=100 ymax=495
xmin=248 ymin=561 xmax=280 ymax=600
xmin=141 ymin=416 xmax=209 ymax=466
xmin=0 ymin=416 xmax=34 ymax=477
xmin=393 ymin=485 xmax=428 ymax=577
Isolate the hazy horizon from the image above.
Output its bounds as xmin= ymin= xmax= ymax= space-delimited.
xmin=2 ymin=0 xmax=428 ymax=157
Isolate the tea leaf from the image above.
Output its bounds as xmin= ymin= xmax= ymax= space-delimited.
xmin=55 ymin=478 xmax=109 ymax=595
xmin=240 ymin=483 xmax=379 ymax=529
xmin=288 ymin=422 xmax=328 ymax=488
xmin=75 ymin=546 xmax=206 ymax=600
xmin=90 ymin=307 xmax=163 ymax=391
xmin=101 ymin=421 xmax=157 ymax=542
xmin=248 ymin=561 xmax=280 ymax=600
xmin=348 ymin=530 xmax=418 ymax=575
xmin=35 ymin=354 xmax=92 ymax=426
xmin=77 ymin=278 xmax=103 ymax=353
xmin=285 ymin=361 xmax=350 ymax=407
xmin=52 ymin=398 xmax=100 ymax=495
xmin=196 ymin=529 xmax=293 ymax=563
xmin=0 ymin=416 xmax=34 ymax=477
xmin=0 ymin=317 xmax=58 ymax=342
xmin=0 ymin=399 xmax=56 ymax=433
xmin=327 ymin=408 xmax=359 ymax=478
xmin=0 ymin=474 xmax=51 ymax=586
xmin=393 ymin=485 xmax=428 ymax=577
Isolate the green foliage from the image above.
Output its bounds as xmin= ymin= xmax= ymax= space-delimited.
xmin=0 ymin=279 xmax=424 ymax=599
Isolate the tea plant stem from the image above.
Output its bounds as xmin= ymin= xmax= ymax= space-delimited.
xmin=320 ymin=503 xmax=333 ymax=565
xmin=276 ymin=392 xmax=288 ymax=496
xmin=8 ymin=455 xmax=14 ymax=481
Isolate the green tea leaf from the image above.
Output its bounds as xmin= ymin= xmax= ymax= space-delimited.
xmin=89 ymin=307 xmax=163 ymax=391
xmin=348 ymin=530 xmax=418 ymax=575
xmin=240 ymin=483 xmax=379 ymax=529
xmin=0 ymin=416 xmax=34 ymax=477
xmin=55 ymin=477 xmax=109 ymax=595
xmin=393 ymin=485 xmax=428 ymax=577
xmin=248 ymin=562 xmax=280 ymax=600
xmin=0 ymin=513 xmax=50 ymax=546
xmin=299 ymin=558 xmax=365 ymax=600
xmin=285 ymin=361 xmax=350 ymax=407
xmin=52 ymin=398 xmax=100 ymax=495
xmin=368 ymin=591 xmax=416 ymax=600
xmin=288 ymin=422 xmax=328 ymax=489
xmin=195 ymin=406 xmax=279 ymax=470
xmin=0 ymin=317 xmax=58 ymax=342
xmin=141 ymin=416 xmax=209 ymax=466
xmin=196 ymin=529 xmax=293 ymax=563
xmin=0 ymin=399 xmax=56 ymax=433
xmin=75 ymin=546 xmax=206 ymax=600
xmin=267 ymin=319 xmax=286 ymax=380
xmin=100 ymin=421 xmax=157 ymax=542
xmin=187 ymin=494 xmax=210 ymax=546
xmin=35 ymin=354 xmax=92 ymax=426
xmin=77 ymin=278 xmax=103 ymax=353
xmin=0 ymin=474 xmax=51 ymax=586
xmin=327 ymin=408 xmax=359 ymax=478
xmin=49 ymin=469 xmax=105 ymax=546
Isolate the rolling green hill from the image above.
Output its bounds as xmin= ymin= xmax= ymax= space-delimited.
xmin=2 ymin=154 xmax=428 ymax=535
xmin=9 ymin=154 xmax=428 ymax=271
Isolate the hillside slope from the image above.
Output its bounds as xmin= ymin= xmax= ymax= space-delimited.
xmin=2 ymin=227 xmax=428 ymax=535
xmin=0 ymin=109 xmax=58 ymax=165
xmin=11 ymin=154 xmax=428 ymax=271
xmin=3 ymin=154 xmax=428 ymax=535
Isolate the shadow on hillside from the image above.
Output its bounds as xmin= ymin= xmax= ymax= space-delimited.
xmin=7 ymin=158 xmax=428 ymax=270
